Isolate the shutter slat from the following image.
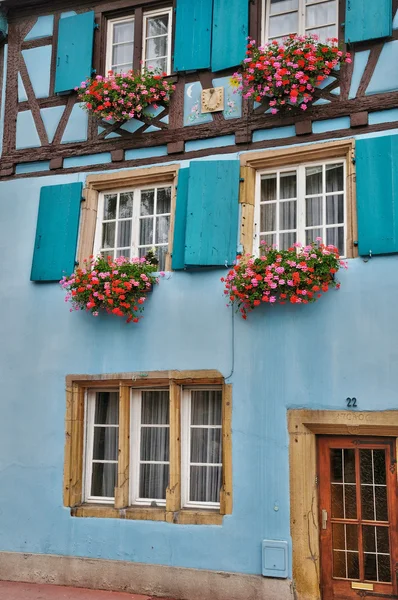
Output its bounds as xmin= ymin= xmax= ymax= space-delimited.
xmin=184 ymin=160 xmax=240 ymax=266
xmin=356 ymin=135 xmax=398 ymax=255
xmin=55 ymin=11 xmax=95 ymax=94
xmin=172 ymin=168 xmax=189 ymax=270
xmin=211 ymin=0 xmax=248 ymax=72
xmin=345 ymin=0 xmax=392 ymax=43
xmin=174 ymin=0 xmax=213 ymax=71
xmin=31 ymin=182 xmax=83 ymax=281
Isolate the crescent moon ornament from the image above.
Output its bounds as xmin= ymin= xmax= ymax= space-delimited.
xmin=186 ymin=84 xmax=194 ymax=99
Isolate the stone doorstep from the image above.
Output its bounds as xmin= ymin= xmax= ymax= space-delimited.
xmin=0 ymin=581 xmax=176 ymax=600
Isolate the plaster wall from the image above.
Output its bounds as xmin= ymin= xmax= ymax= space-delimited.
xmin=1 ymin=168 xmax=398 ymax=581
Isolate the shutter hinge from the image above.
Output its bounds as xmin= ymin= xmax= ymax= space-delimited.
xmin=351 ymin=157 xmax=356 ymax=164
xmin=94 ymin=23 xmax=99 ymax=29
xmin=75 ymin=260 xmax=79 ymax=266
xmin=91 ymin=68 xmax=97 ymax=75
xmin=81 ymin=196 xmax=86 ymax=202
xmin=239 ymin=177 xmax=245 ymax=182
xmin=353 ymin=240 xmax=358 ymax=246
xmin=315 ymin=475 xmax=319 ymax=486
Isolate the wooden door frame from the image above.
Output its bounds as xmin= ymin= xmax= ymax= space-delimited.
xmin=288 ymin=410 xmax=398 ymax=600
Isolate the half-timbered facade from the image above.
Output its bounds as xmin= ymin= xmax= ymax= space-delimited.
xmin=1 ymin=1 xmax=398 ymax=599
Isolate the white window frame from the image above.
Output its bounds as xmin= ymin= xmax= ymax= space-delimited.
xmin=254 ymin=158 xmax=347 ymax=257
xmin=84 ymin=389 xmax=119 ymax=505
xmin=181 ymin=386 xmax=223 ymax=511
xmin=93 ymin=183 xmax=173 ymax=268
xmin=130 ymin=388 xmax=170 ymax=507
xmin=106 ymin=15 xmax=135 ymax=74
xmin=142 ymin=7 xmax=173 ymax=75
xmin=262 ymin=0 xmax=338 ymax=44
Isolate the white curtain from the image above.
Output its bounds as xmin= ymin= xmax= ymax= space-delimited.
xmin=139 ymin=390 xmax=170 ymax=500
xmin=91 ymin=391 xmax=119 ymax=498
xmin=190 ymin=390 xmax=222 ymax=504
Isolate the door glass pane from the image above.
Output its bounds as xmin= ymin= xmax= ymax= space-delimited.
xmin=331 ymin=484 xmax=344 ymax=519
xmin=360 ymin=449 xmax=388 ymax=522
xmin=347 ymin=553 xmax=359 ymax=580
xmin=345 ymin=484 xmax=357 ymax=520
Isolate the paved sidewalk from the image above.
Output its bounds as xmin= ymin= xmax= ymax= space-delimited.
xmin=0 ymin=581 xmax=176 ymax=600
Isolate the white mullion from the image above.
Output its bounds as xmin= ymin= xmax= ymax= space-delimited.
xmin=94 ymin=193 xmax=105 ymax=256
xmin=299 ymin=0 xmax=306 ymax=35
xmin=181 ymin=388 xmax=190 ymax=507
xmin=131 ymin=189 xmax=140 ymax=259
xmin=276 ymin=171 xmax=280 ymax=247
xmin=153 ymin=187 xmax=158 ymax=247
xmin=297 ymin=166 xmax=305 ymax=245
xmin=83 ymin=390 xmax=93 ymax=502
xmin=113 ymin=192 xmax=120 ymax=257
xmin=322 ymin=163 xmax=327 ymax=245
xmin=130 ymin=389 xmax=141 ymax=504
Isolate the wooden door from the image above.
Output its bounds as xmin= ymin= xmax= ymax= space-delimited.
xmin=318 ymin=437 xmax=398 ymax=599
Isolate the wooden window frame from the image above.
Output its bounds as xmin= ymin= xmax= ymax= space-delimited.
xmin=64 ymin=371 xmax=232 ymax=526
xmin=262 ymin=0 xmax=339 ymax=44
xmin=79 ymin=164 xmax=179 ymax=271
xmin=239 ymin=139 xmax=357 ymax=259
xmin=99 ymin=1 xmax=174 ymax=76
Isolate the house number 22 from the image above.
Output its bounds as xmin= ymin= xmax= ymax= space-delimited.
xmin=346 ymin=397 xmax=357 ymax=408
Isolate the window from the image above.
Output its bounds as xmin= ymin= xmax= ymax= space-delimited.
xmin=94 ymin=184 xmax=172 ymax=271
xmin=181 ymin=388 xmax=223 ymax=508
xmin=65 ymin=371 xmax=232 ymax=524
xmin=263 ymin=0 xmax=338 ymax=44
xmin=106 ymin=8 xmax=173 ymax=75
xmin=255 ymin=160 xmax=346 ymax=255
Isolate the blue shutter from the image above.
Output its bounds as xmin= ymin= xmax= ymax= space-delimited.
xmin=174 ymin=0 xmax=213 ymax=71
xmin=172 ymin=168 xmax=189 ymax=270
xmin=356 ymin=135 xmax=398 ymax=256
xmin=345 ymin=0 xmax=392 ymax=43
xmin=31 ymin=182 xmax=83 ymax=281
xmin=55 ymin=11 xmax=95 ymax=93
xmin=211 ymin=0 xmax=248 ymax=72
xmin=184 ymin=160 xmax=240 ymax=266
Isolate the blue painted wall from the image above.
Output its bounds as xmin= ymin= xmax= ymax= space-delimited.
xmin=1 ymin=166 xmax=398 ymax=577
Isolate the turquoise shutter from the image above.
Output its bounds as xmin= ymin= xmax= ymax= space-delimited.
xmin=172 ymin=168 xmax=189 ymax=270
xmin=211 ymin=0 xmax=248 ymax=72
xmin=184 ymin=160 xmax=240 ymax=266
xmin=345 ymin=0 xmax=392 ymax=43
xmin=54 ymin=11 xmax=95 ymax=93
xmin=31 ymin=182 xmax=83 ymax=281
xmin=356 ymin=135 xmax=398 ymax=256
xmin=174 ymin=0 xmax=213 ymax=71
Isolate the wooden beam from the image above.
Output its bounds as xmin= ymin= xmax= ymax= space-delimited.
xmin=220 ymin=384 xmax=233 ymax=515
xmin=69 ymin=385 xmax=85 ymax=507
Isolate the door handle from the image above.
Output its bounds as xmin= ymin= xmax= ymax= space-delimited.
xmin=322 ymin=509 xmax=328 ymax=530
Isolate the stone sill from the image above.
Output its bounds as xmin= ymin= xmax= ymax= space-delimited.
xmin=70 ymin=504 xmax=224 ymax=525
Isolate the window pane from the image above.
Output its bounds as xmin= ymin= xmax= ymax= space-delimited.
xmin=146 ymin=36 xmax=168 ymax=60
xmin=326 ymin=227 xmax=344 ymax=253
xmin=306 ymin=165 xmax=323 ymax=195
xmin=374 ymin=450 xmax=387 ymax=485
xmin=280 ymin=232 xmax=296 ymax=250
xmin=157 ymin=187 xmax=171 ymax=214
xmin=156 ymin=215 xmax=170 ymax=244
xmin=261 ymin=174 xmax=277 ymax=201
xmin=306 ymin=196 xmax=323 ymax=227
xmin=190 ymin=466 xmax=222 ymax=503
xmin=117 ymin=220 xmax=132 ymax=248
xmin=141 ymin=391 xmax=170 ymax=424
xmin=269 ymin=12 xmax=298 ymax=37
xmin=364 ymin=553 xmax=377 ymax=582
xmin=93 ymin=427 xmax=118 ymax=461
xmin=139 ymin=463 xmax=169 ymax=499
xmin=280 ymin=171 xmax=297 ymax=199
xmin=119 ymin=192 xmax=134 ymax=218
xmin=94 ymin=392 xmax=119 ymax=424
xmin=145 ymin=57 xmax=167 ymax=72
xmin=333 ymin=550 xmax=346 ymax=578
xmin=326 ymin=163 xmax=344 ymax=192
xmin=191 ymin=390 xmax=222 ymax=425
xmin=91 ymin=462 xmax=117 ymax=497
xmin=306 ymin=24 xmax=337 ymax=41
xmin=305 ymin=228 xmax=323 ymax=246
xmin=280 ymin=200 xmax=296 ymax=230
xmin=326 ymin=195 xmax=344 ymax=225
xmin=261 ymin=203 xmax=276 ymax=232
xmin=270 ymin=0 xmax=298 ymax=14
xmin=306 ymin=1 xmax=336 ymax=27
xmin=116 ymin=249 xmax=130 ymax=259
xmin=260 ymin=233 xmax=276 ymax=248
xmin=112 ymin=62 xmax=133 ymax=74
xmin=347 ymin=553 xmax=359 ymax=580
xmin=140 ymin=190 xmax=155 ymax=215
xmin=113 ymin=20 xmax=134 ymax=43
xmin=102 ymin=222 xmax=115 ymax=249
xmin=191 ymin=429 xmax=222 ymax=464
xmin=156 ymin=246 xmax=167 ymax=271
xmin=102 ymin=250 xmax=114 ymax=260
xmin=103 ymin=194 xmax=117 ymax=220
xmin=112 ymin=44 xmax=134 ymax=68
xmin=140 ymin=218 xmax=154 ymax=245
xmin=378 ymin=555 xmax=391 ymax=583
xmin=141 ymin=427 xmax=169 ymax=461
xmin=146 ymin=13 xmax=169 ymax=37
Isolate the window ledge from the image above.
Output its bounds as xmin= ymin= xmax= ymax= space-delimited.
xmin=70 ymin=504 xmax=223 ymax=525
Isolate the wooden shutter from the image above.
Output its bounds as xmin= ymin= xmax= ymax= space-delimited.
xmin=31 ymin=182 xmax=83 ymax=281
xmin=174 ymin=0 xmax=213 ymax=71
xmin=172 ymin=168 xmax=189 ymax=270
xmin=345 ymin=0 xmax=392 ymax=43
xmin=211 ymin=0 xmax=248 ymax=72
xmin=184 ymin=160 xmax=240 ymax=266
xmin=356 ymin=135 xmax=398 ymax=256
xmin=54 ymin=11 xmax=95 ymax=93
